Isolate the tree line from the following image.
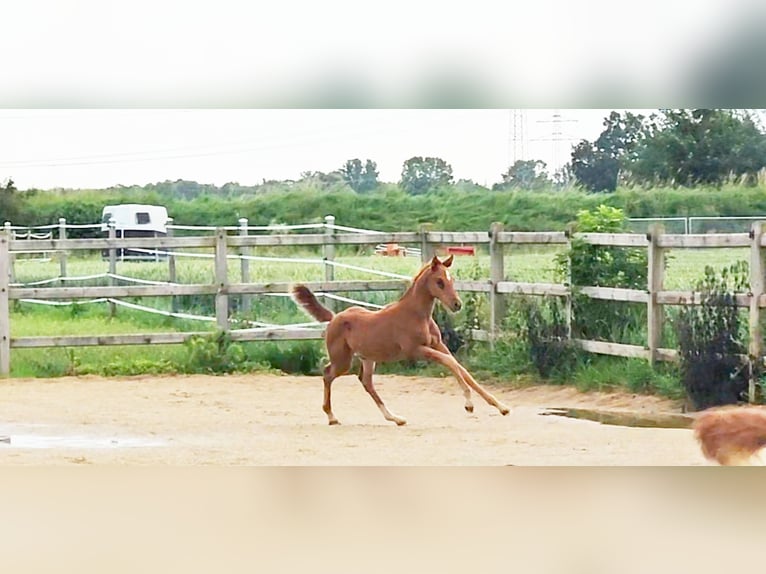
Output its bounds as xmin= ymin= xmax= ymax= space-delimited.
xmin=337 ymin=109 xmax=766 ymax=194
xmin=2 ymin=109 xmax=766 ymax=224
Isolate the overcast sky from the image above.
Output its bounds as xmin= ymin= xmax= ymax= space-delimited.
xmin=0 ymin=109 xmax=658 ymax=190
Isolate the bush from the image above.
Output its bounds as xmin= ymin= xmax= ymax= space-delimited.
xmin=674 ymin=261 xmax=750 ymax=410
xmin=518 ymin=297 xmax=579 ymax=379
xmin=183 ymin=331 xmax=253 ymax=374
xmin=557 ymin=205 xmax=648 ymax=343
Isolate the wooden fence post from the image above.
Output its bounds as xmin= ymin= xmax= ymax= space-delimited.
xmin=108 ymin=218 xmax=117 ymax=318
xmin=215 ymin=227 xmax=229 ymax=331
xmin=4 ymin=222 xmax=15 ymax=285
xmin=564 ymin=224 xmax=574 ymax=339
xmin=489 ymin=222 xmax=506 ymax=341
xmin=647 ymin=223 xmax=665 ymax=365
xmin=419 ymin=223 xmax=435 ymax=265
xmin=58 ymin=217 xmax=67 ymax=286
xmin=748 ymin=221 xmax=765 ymax=403
xmin=166 ymin=218 xmax=178 ymax=313
xmin=0 ymin=228 xmax=10 ymax=376
xmin=239 ymin=217 xmax=251 ymax=315
xmin=323 ymin=215 xmax=335 ymax=312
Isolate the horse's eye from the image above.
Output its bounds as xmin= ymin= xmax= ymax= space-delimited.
xmin=436 ymin=279 xmax=445 ymax=289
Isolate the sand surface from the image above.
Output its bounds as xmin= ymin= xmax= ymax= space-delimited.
xmin=0 ymin=373 xmax=709 ymax=465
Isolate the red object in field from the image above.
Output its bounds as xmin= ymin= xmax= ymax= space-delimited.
xmin=446 ymin=246 xmax=475 ymax=256
xmin=375 ymin=243 xmax=406 ymax=256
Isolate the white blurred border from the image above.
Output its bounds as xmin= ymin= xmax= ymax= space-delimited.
xmin=3 ymin=1 xmax=764 ymax=106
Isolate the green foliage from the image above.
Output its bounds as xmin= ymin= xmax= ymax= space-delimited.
xmin=494 ymin=160 xmax=551 ymax=191
xmin=674 ymin=261 xmax=750 ymax=410
xmin=399 ymin=156 xmax=454 ymax=195
xmin=556 ymin=205 xmax=647 ymax=342
xmin=251 ymin=341 xmax=324 ymax=375
xmin=453 ymin=258 xmax=485 ymax=345
xmin=339 ymin=159 xmax=379 ymax=193
xmin=570 ymin=111 xmax=647 ymax=192
xmin=183 ymin=331 xmax=254 ymax=374
xmin=571 ymin=356 xmax=683 ymax=398
xmin=184 ymin=332 xmax=322 ymax=376
xmin=571 ymin=109 xmax=766 ymax=191
xmin=518 ymin=297 xmax=579 ymax=379
xmin=571 ymin=139 xmax=619 ymax=192
xmin=564 ymin=205 xmax=647 ymax=288
xmin=0 ymin=178 xmax=21 ymax=223
xmin=14 ymin=181 xmax=766 ymax=237
xmin=631 ymin=109 xmax=766 ymax=187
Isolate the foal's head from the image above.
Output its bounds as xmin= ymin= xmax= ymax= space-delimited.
xmin=421 ymin=255 xmax=462 ymax=312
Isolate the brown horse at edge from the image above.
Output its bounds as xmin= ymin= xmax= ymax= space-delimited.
xmin=292 ymin=254 xmax=510 ymax=425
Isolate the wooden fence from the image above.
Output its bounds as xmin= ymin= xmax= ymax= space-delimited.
xmin=2 ymin=220 xmax=766 ymax=401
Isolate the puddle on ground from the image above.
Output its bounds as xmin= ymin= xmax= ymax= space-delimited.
xmin=0 ymin=432 xmax=165 ymax=449
xmin=539 ymin=407 xmax=694 ymax=429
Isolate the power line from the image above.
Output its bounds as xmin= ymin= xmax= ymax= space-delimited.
xmin=507 ymin=109 xmax=527 ymax=166
xmin=535 ymin=109 xmax=578 ymax=168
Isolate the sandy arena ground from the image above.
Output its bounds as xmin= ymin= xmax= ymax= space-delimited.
xmin=0 ymin=373 xmax=711 ymax=465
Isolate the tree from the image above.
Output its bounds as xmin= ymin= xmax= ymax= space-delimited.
xmin=494 ymin=159 xmax=550 ymax=190
xmin=570 ymin=140 xmax=619 ymax=193
xmin=630 ymin=109 xmax=766 ymax=187
xmin=570 ymin=111 xmax=648 ymax=192
xmin=340 ymin=158 xmax=379 ymax=193
xmin=0 ymin=178 xmax=20 ymax=223
xmin=299 ymin=170 xmax=345 ymax=188
xmin=399 ymin=156 xmax=453 ymax=195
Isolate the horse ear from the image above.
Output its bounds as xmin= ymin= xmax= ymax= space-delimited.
xmin=430 ymin=255 xmax=441 ymax=270
xmin=442 ymin=254 xmax=454 ymax=268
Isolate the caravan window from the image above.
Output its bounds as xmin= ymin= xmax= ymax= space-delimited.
xmin=135 ymin=212 xmax=151 ymax=225
xmin=102 ymin=212 xmax=113 ymax=224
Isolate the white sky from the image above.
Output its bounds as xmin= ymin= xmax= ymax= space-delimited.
xmin=0 ymin=109 xmax=656 ymax=190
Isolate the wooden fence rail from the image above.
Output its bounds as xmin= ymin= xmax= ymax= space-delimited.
xmin=3 ymin=220 xmax=766 ymax=403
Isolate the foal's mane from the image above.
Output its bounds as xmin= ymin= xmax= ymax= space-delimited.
xmin=402 ymin=260 xmax=436 ymax=297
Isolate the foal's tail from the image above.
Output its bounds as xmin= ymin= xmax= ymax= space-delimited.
xmin=693 ymin=406 xmax=766 ymax=465
xmin=291 ymin=284 xmax=334 ymax=322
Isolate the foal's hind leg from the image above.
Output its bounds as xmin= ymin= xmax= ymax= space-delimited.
xmin=358 ymin=359 xmax=406 ymax=426
xmin=322 ymin=342 xmax=353 ymax=425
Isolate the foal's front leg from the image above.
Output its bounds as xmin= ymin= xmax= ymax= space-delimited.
xmin=416 ymin=345 xmax=510 ymax=415
xmin=433 ymin=341 xmax=474 ymax=413
xmin=428 ymin=320 xmax=474 ymax=413
xmin=358 ymin=359 xmax=406 ymax=426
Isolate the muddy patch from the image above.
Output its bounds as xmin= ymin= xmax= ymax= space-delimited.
xmin=539 ymin=407 xmax=694 ymax=429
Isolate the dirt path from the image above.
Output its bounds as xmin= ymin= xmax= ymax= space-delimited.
xmin=0 ymin=373 xmax=709 ymax=465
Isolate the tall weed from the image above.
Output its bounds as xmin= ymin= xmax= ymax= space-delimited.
xmin=674 ymin=261 xmax=750 ymax=409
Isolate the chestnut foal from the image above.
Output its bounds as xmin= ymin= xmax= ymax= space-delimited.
xmin=292 ymin=255 xmax=510 ymax=425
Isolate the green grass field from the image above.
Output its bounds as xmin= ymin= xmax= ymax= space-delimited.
xmin=10 ymin=246 xmax=749 ymax=344
xmin=7 ymin=246 xmax=750 ymax=387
